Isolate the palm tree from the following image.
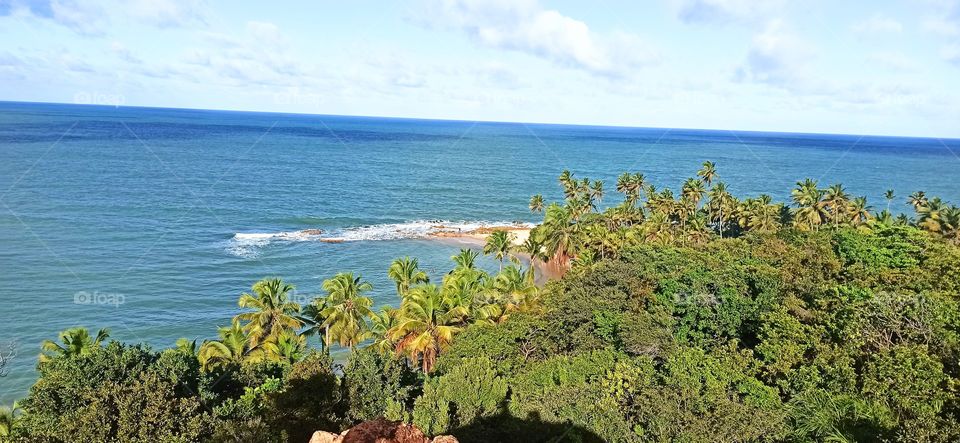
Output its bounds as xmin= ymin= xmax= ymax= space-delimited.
xmin=884 ymin=190 xmax=895 ymax=212
xmin=917 ymin=197 xmax=946 ymax=233
xmin=320 ymin=273 xmax=374 ymax=350
xmin=707 ymin=182 xmax=734 ymax=238
xmin=390 ymin=284 xmax=468 ymax=373
xmin=529 ymin=194 xmax=544 ymax=213
xmin=682 ymin=178 xmax=706 ymax=207
xmin=698 ymin=161 xmax=718 ymax=186
xmin=39 ymin=327 xmax=109 ymax=363
xmin=823 ymin=184 xmax=850 ymax=227
xmin=368 ymin=307 xmax=401 ymax=354
xmin=198 ymin=320 xmax=262 ymax=371
xmin=591 ymin=180 xmax=604 ymax=202
xmin=849 ymin=196 xmax=872 ymax=225
xmin=792 ymin=179 xmax=826 ymax=231
xmin=236 ymin=278 xmax=303 ymax=348
xmin=452 ymin=248 xmax=479 ymax=270
xmin=483 ymin=230 xmax=514 ymax=271
xmin=175 ymin=338 xmax=198 ymax=356
xmin=0 ymin=402 xmax=20 ymax=438
xmin=908 ymin=191 xmax=928 ymax=210
xmin=388 ymin=257 xmax=429 ymax=297
xmin=537 ymin=203 xmax=578 ymax=271
xmin=521 ymin=235 xmax=546 ymax=264
xmin=493 ymin=266 xmax=540 ymax=314
xmin=264 ymin=329 xmax=306 ymax=364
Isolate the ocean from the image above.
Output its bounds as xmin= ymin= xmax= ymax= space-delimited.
xmin=1 ymin=101 xmax=958 ymax=402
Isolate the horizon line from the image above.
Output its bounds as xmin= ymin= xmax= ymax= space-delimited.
xmin=2 ymin=99 xmax=958 ymax=142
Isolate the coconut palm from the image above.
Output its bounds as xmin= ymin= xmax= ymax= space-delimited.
xmin=709 ymin=182 xmax=736 ymax=238
xmin=39 ymin=327 xmax=109 ymax=363
xmin=529 ymin=194 xmax=544 ymax=213
xmin=537 ymin=203 xmax=578 ymax=270
xmin=452 ymin=248 xmax=479 ymax=270
xmin=697 ymin=161 xmax=718 ymax=186
xmin=521 ymin=235 xmax=546 ymax=264
xmin=483 ymin=230 xmax=515 ymax=271
xmin=175 ymin=338 xmax=198 ymax=356
xmin=0 ymin=402 xmax=20 ymax=438
xmin=792 ymin=179 xmax=826 ymax=231
xmin=298 ymin=297 xmax=331 ymax=350
xmin=849 ymin=196 xmax=872 ymax=225
xmin=264 ymin=329 xmax=306 ymax=364
xmin=908 ymin=191 xmax=928 ymax=210
xmin=493 ymin=265 xmax=540 ymax=313
xmin=823 ymin=184 xmax=851 ymax=227
xmin=591 ymin=180 xmax=604 ymax=202
xmin=236 ymin=278 xmax=302 ymax=348
xmin=390 ymin=284 xmax=468 ymax=373
xmin=682 ymin=178 xmax=706 ymax=207
xmin=198 ymin=320 xmax=265 ymax=371
xmin=388 ymin=257 xmax=429 ymax=297
xmin=883 ymin=190 xmax=895 ymax=212
xmin=916 ymin=197 xmax=946 ymax=233
xmin=320 ymin=273 xmax=374 ymax=350
xmin=368 ymin=307 xmax=401 ymax=354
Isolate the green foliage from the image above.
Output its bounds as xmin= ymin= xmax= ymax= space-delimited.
xmin=342 ymin=347 xmax=420 ymax=424
xmin=17 ymin=342 xmax=213 ymax=442
xmin=413 ymin=357 xmax=508 ymax=435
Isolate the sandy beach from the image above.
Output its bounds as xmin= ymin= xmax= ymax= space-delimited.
xmin=427 ymin=224 xmax=531 ymax=247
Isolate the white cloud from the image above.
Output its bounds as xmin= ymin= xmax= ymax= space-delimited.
xmin=111 ymin=42 xmax=143 ymax=64
xmin=851 ymin=14 xmax=903 ymax=34
xmin=127 ymin=0 xmax=206 ymax=28
xmin=733 ymin=20 xmax=815 ymax=89
xmin=413 ymin=0 xmax=659 ymax=77
xmin=673 ymin=0 xmax=787 ymax=24
xmin=867 ymin=51 xmax=918 ymax=71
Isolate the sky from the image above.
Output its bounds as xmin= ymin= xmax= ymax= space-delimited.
xmin=0 ymin=0 xmax=958 ymax=137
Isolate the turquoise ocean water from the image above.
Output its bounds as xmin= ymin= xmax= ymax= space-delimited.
xmin=1 ymin=101 xmax=958 ymax=402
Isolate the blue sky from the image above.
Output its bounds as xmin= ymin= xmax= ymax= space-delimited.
xmin=1 ymin=0 xmax=958 ymax=137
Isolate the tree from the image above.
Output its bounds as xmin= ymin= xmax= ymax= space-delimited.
xmin=708 ymin=182 xmax=734 ymax=238
xmin=198 ymin=319 xmax=262 ymax=370
xmin=529 ymin=194 xmax=544 ymax=213
xmin=483 ymin=230 xmax=515 ymax=271
xmin=824 ymin=183 xmax=851 ymax=227
xmin=452 ymin=248 xmax=479 ymax=270
xmin=39 ymin=327 xmax=109 ymax=363
xmin=236 ymin=278 xmax=303 ymax=348
xmin=537 ymin=203 xmax=578 ymax=271
xmin=908 ymin=191 xmax=928 ymax=210
xmin=849 ymin=196 xmax=873 ymax=225
xmin=792 ymin=179 xmax=827 ymax=230
xmin=682 ymin=178 xmax=706 ymax=207
xmin=320 ymin=273 xmax=374 ymax=350
xmin=698 ymin=161 xmax=718 ymax=186
xmin=884 ymin=189 xmax=895 ymax=212
xmin=390 ymin=284 xmax=468 ymax=373
xmin=388 ymin=257 xmax=429 ymax=297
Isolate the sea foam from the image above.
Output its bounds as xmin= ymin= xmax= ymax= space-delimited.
xmin=228 ymin=220 xmax=534 ymax=258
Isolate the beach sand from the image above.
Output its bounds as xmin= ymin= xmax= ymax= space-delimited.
xmin=427 ymin=224 xmax=561 ymax=284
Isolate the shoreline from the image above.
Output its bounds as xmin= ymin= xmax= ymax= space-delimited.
xmin=426 ymin=225 xmax=561 ymax=284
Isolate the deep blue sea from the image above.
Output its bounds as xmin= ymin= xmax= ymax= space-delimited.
xmin=1 ymin=101 xmax=958 ymax=402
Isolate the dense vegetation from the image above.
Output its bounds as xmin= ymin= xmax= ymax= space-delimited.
xmin=3 ymin=166 xmax=960 ymax=442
